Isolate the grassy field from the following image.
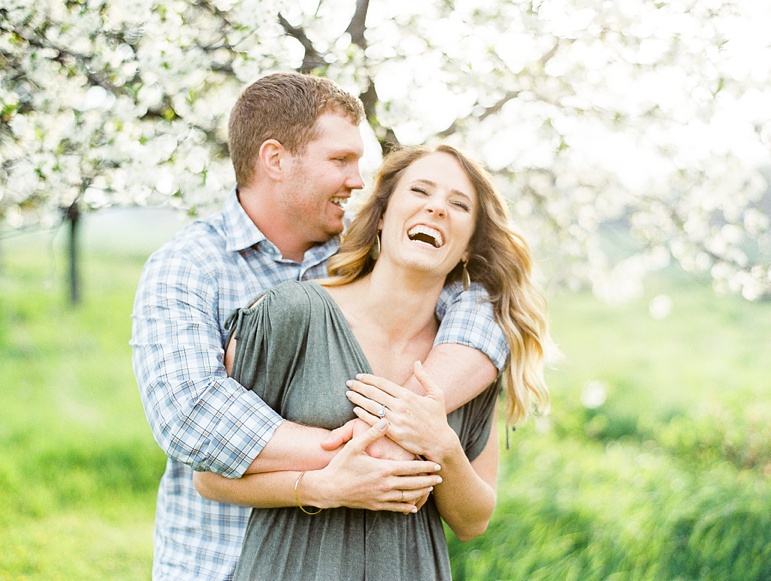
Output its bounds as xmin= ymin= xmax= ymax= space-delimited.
xmin=1 ymin=227 xmax=769 ymax=580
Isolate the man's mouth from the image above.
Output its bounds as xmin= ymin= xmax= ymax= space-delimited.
xmin=330 ymin=197 xmax=347 ymax=209
xmin=407 ymin=225 xmax=444 ymax=248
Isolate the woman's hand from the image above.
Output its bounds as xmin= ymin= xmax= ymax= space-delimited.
xmin=345 ymin=361 xmax=459 ymax=463
xmin=306 ymin=419 xmax=441 ymax=513
xmin=194 ymin=420 xmax=442 ymax=514
xmin=346 ymin=362 xmax=499 ymax=537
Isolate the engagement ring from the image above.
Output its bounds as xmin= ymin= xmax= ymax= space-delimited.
xmin=376 ymin=405 xmax=386 ymax=419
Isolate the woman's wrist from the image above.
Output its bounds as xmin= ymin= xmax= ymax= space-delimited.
xmin=424 ymin=427 xmax=463 ymax=466
xmin=294 ymin=470 xmax=323 ymax=514
xmin=295 ymin=469 xmax=333 ymax=510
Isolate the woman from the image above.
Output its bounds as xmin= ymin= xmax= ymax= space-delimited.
xmin=194 ymin=144 xmax=550 ymax=580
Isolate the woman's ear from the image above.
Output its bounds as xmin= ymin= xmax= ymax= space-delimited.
xmin=258 ymin=139 xmax=285 ymax=181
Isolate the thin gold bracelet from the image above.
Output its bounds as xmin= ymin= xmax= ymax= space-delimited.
xmin=294 ymin=470 xmax=322 ymax=515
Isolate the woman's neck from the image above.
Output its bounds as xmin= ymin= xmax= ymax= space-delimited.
xmin=324 ymin=267 xmax=444 ymax=382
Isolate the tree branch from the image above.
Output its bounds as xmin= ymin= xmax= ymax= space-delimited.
xmin=277 ymin=13 xmax=325 ymax=73
xmin=345 ymin=0 xmax=369 ymax=48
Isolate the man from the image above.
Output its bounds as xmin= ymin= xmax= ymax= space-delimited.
xmin=131 ymin=72 xmax=507 ymax=580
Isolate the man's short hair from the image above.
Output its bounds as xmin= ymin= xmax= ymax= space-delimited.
xmin=228 ymin=72 xmax=365 ymax=188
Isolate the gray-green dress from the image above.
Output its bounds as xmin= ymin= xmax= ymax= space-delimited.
xmin=226 ymin=281 xmax=499 ymax=581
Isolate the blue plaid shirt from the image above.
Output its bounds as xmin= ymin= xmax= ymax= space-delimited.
xmin=131 ymin=188 xmax=509 ymax=580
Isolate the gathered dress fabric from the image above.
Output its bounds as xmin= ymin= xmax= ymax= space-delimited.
xmin=227 ymin=281 xmax=499 ymax=581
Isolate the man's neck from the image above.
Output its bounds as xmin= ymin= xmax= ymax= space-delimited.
xmin=238 ymin=187 xmax=313 ymax=262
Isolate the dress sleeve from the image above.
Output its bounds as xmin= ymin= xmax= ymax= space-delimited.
xmin=434 ymin=281 xmax=510 ymax=372
xmin=131 ymin=248 xmax=283 ymax=478
xmin=452 ymin=379 xmax=501 ymax=463
xmin=226 ymin=282 xmax=315 ymax=413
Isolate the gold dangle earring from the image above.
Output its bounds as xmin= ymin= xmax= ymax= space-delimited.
xmin=461 ymin=259 xmax=471 ymax=291
xmin=370 ymin=232 xmax=381 ymax=261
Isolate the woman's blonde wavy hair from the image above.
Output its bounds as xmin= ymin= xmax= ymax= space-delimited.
xmin=326 ymin=144 xmax=551 ymax=426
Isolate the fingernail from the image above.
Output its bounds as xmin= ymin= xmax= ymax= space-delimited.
xmin=436 ymin=476 xmax=443 ymax=484
xmin=434 ymin=464 xmax=441 ymax=471
xmin=345 ymin=380 xmax=353 ymax=387
xmin=375 ymin=419 xmax=387 ymax=429
xmin=345 ymin=390 xmax=353 ymax=398
xmin=411 ymin=507 xmax=418 ymax=513
xmin=428 ymin=486 xmax=434 ymax=492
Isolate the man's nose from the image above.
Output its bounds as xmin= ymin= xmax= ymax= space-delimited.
xmin=347 ymin=165 xmax=364 ymax=190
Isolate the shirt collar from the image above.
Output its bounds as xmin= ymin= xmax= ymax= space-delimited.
xmin=223 ymin=187 xmax=268 ymax=253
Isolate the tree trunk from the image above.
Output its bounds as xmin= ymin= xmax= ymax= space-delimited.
xmin=65 ymin=203 xmax=81 ymax=306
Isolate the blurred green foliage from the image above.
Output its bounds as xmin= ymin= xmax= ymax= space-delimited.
xmin=1 ymin=234 xmax=769 ymax=580
xmin=451 ymin=274 xmax=771 ymax=580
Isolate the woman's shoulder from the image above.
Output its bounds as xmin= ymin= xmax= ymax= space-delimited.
xmin=257 ymin=280 xmax=328 ymax=318
xmin=266 ymin=280 xmax=325 ymax=302
xmin=229 ymin=281 xmax=326 ymax=341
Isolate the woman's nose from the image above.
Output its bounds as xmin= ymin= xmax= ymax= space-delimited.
xmin=425 ymin=199 xmax=447 ymax=218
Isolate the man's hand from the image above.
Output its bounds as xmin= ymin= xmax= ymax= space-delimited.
xmin=322 ymin=418 xmax=414 ymax=460
xmin=320 ymin=419 xmax=356 ymax=451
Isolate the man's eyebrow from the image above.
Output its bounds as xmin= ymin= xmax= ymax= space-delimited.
xmin=330 ymin=150 xmax=362 ymax=160
xmin=412 ymin=179 xmax=473 ymax=201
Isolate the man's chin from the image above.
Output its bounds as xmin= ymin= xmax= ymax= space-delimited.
xmin=326 ymin=221 xmax=346 ymax=238
xmin=312 ymin=225 xmax=344 ymax=245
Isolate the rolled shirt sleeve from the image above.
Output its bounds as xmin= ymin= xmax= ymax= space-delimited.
xmin=131 ymin=245 xmax=283 ymax=478
xmin=434 ymin=281 xmax=510 ymax=372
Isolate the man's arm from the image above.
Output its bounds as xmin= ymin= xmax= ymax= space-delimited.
xmin=131 ymin=245 xmax=412 ymax=479
xmin=404 ymin=343 xmax=497 ymax=412
xmin=195 ymin=420 xmax=441 ymax=513
xmin=131 ymin=246 xmax=343 ymax=478
xmin=427 ymin=281 xmax=508 ymax=409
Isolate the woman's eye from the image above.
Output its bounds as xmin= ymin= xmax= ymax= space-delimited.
xmin=411 ymin=187 xmax=428 ymax=195
xmin=452 ymin=201 xmax=471 ymax=212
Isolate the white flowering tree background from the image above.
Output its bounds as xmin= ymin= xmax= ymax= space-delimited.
xmin=1 ymin=0 xmax=770 ymax=302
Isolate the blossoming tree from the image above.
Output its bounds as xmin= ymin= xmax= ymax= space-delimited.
xmin=1 ymin=0 xmax=769 ymax=301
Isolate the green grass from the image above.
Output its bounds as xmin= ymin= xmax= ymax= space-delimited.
xmin=1 ymin=234 xmax=164 ymax=580
xmin=1 ymin=231 xmax=769 ymax=580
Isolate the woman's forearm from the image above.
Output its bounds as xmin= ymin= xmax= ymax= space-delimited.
xmin=194 ymin=422 xmax=442 ymax=513
xmin=424 ymin=427 xmax=498 ymax=541
xmin=194 ymin=469 xmax=301 ymax=507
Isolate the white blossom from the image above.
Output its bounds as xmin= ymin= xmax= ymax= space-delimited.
xmin=1 ymin=0 xmax=768 ymax=299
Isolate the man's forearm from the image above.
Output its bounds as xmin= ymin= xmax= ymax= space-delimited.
xmin=243 ymin=421 xmax=338 ymax=474
xmin=196 ymin=421 xmax=441 ymax=512
xmin=244 ymin=344 xmax=497 ymax=475
xmin=403 ymin=343 xmax=498 ymax=412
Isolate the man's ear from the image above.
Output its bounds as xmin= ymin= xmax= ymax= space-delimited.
xmin=258 ymin=139 xmax=285 ymax=181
